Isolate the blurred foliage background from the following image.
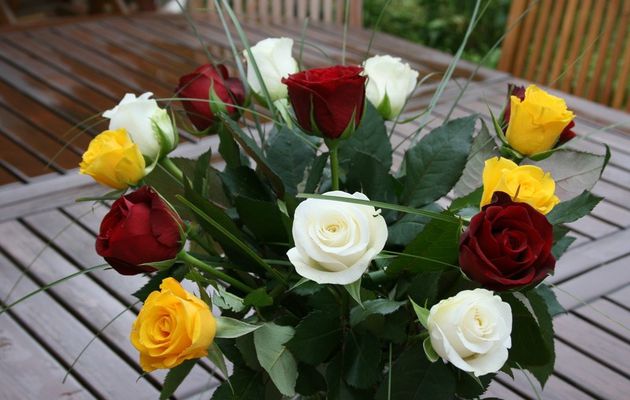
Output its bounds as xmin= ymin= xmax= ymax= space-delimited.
xmin=364 ymin=0 xmax=511 ymax=68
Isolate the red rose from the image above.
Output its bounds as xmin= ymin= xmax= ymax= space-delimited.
xmin=503 ymin=83 xmax=575 ymax=145
xmin=459 ymin=192 xmax=555 ymax=290
xmin=176 ymin=64 xmax=245 ymax=131
xmin=96 ymin=186 xmax=184 ymax=275
xmin=282 ymin=65 xmax=366 ymax=139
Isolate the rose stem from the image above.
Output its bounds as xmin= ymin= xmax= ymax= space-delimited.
xmin=178 ymin=251 xmax=254 ymax=293
xmin=330 ymin=146 xmax=340 ymax=190
xmin=160 ymin=157 xmax=184 ymax=183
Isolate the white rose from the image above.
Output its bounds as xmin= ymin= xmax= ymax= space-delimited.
xmin=103 ymin=92 xmax=177 ymax=161
xmin=362 ymin=55 xmax=419 ymax=120
xmin=287 ymin=191 xmax=388 ymax=285
xmin=428 ymin=289 xmax=512 ymax=376
xmin=244 ymin=38 xmax=299 ymax=102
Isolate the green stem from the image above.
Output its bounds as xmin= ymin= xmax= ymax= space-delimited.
xmin=330 ymin=146 xmax=340 ymax=190
xmin=178 ymin=252 xmax=254 ymax=293
xmin=160 ymin=157 xmax=184 ymax=182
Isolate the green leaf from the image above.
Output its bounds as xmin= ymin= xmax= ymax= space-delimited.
xmin=455 ymin=371 xmax=494 ymax=399
xmin=160 ymin=359 xmax=196 ymax=400
xmin=410 ymin=298 xmax=429 ymax=329
xmin=423 ymin=337 xmax=439 ymax=362
xmin=525 ymin=289 xmax=556 ymax=386
xmin=220 ymin=166 xmax=272 ymax=201
xmin=401 ymin=115 xmax=476 ymax=207
xmin=449 ymin=187 xmax=483 ymax=213
xmin=339 ymin=102 xmax=392 ymax=172
xmin=296 ymin=363 xmax=327 ymax=395
xmin=387 ymin=217 xmax=461 ymax=275
xmin=215 ymin=316 xmax=261 ymax=339
xmin=344 ymin=332 xmax=382 ymax=389
xmin=287 ymin=310 xmax=342 ymax=365
xmin=501 ymin=293 xmax=552 ymax=368
xmin=213 ymin=286 xmax=246 ymax=313
xmin=454 ymin=120 xmax=498 ymax=196
xmin=132 ymin=265 xmax=187 ymax=302
xmin=235 ymin=335 xmax=260 ymax=370
xmin=534 ymin=283 xmax=566 ymax=317
xmin=304 ymin=153 xmax=329 ymax=193
xmin=326 ymin=353 xmax=371 ymax=400
xmin=408 ymin=271 xmax=442 ymax=307
xmin=527 ymin=149 xmax=607 ymax=200
xmin=207 ymin=343 xmax=230 ymax=380
xmin=387 ymin=204 xmax=443 ymax=246
xmin=235 ymin=196 xmax=291 ymax=244
xmin=552 ymin=235 xmax=576 ymax=258
xmin=546 ymin=191 xmax=603 ymax=225
xmin=265 ymin=126 xmax=319 ymax=196
xmin=253 ymin=323 xmax=298 ymax=396
xmin=193 ymin=146 xmax=212 ymax=197
xmin=375 ymin=346 xmax=456 ymax=400
xmin=350 ymin=299 xmax=405 ymax=326
xmin=243 ymin=287 xmax=273 ymax=307
xmin=217 ymin=123 xmax=242 ymax=169
xmin=211 ymin=368 xmax=265 ymax=400
xmin=345 ymin=279 xmax=363 ymax=307
xmin=346 ymin=152 xmax=398 ymax=205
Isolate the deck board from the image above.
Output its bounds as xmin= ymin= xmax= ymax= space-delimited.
xmin=0 ymin=13 xmax=628 ymax=400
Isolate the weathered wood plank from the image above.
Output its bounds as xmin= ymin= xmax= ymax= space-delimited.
xmin=573 ymin=298 xmax=630 ymax=342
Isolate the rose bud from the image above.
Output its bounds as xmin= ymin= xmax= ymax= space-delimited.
xmin=363 ymin=55 xmax=418 ymax=120
xmin=460 ymin=192 xmax=556 ymax=290
xmin=244 ymin=37 xmax=299 ymax=102
xmin=504 ymin=84 xmax=575 ymax=156
xmin=131 ymin=278 xmax=216 ymax=371
xmin=481 ymin=157 xmax=559 ymax=215
xmin=287 ymin=191 xmax=388 ymax=285
xmin=80 ymin=129 xmax=146 ymax=189
xmin=96 ymin=186 xmax=184 ymax=275
xmin=428 ymin=289 xmax=512 ymax=376
xmin=176 ymin=64 xmax=246 ymax=132
xmin=282 ymin=65 xmax=366 ymax=140
xmin=103 ymin=92 xmax=177 ymax=161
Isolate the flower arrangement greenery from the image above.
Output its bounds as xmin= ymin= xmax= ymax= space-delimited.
xmin=4 ymin=4 xmax=610 ymax=399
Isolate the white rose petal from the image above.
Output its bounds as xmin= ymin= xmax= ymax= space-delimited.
xmin=362 ymin=55 xmax=419 ymax=120
xmin=103 ymin=92 xmax=176 ymax=160
xmin=287 ymin=191 xmax=388 ymax=285
xmin=427 ymin=289 xmax=512 ymax=376
xmin=244 ymin=38 xmax=299 ymax=101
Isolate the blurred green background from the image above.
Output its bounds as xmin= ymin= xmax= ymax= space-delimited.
xmin=364 ymin=0 xmax=511 ymax=68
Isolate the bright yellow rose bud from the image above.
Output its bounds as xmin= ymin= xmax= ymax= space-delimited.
xmin=79 ymin=129 xmax=146 ymax=189
xmin=505 ymin=85 xmax=574 ymax=156
xmin=130 ymin=278 xmax=216 ymax=372
xmin=481 ymin=157 xmax=559 ymax=215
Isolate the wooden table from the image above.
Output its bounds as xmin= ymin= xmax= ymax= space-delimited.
xmin=0 ymin=14 xmax=629 ymax=399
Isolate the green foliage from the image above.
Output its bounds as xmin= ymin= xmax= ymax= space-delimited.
xmin=212 ymin=368 xmax=265 ymax=400
xmin=547 ymin=191 xmax=603 ymax=225
xmin=160 ymin=359 xmax=196 ymax=400
xmin=253 ymin=323 xmax=298 ymax=396
xmin=364 ymin=0 xmax=511 ymax=68
xmin=287 ymin=310 xmax=343 ymax=365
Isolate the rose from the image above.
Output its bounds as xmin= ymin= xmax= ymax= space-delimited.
xmin=362 ymin=55 xmax=418 ymax=120
xmin=282 ymin=65 xmax=366 ymax=139
xmin=504 ymin=84 xmax=575 ymax=156
xmin=428 ymin=288 xmax=512 ymax=376
xmin=286 ymin=191 xmax=388 ymax=284
xmin=481 ymin=156 xmax=559 ymax=214
xmin=96 ymin=186 xmax=184 ymax=275
xmin=176 ymin=64 xmax=246 ymax=132
xmin=103 ymin=92 xmax=177 ymax=160
xmin=79 ymin=128 xmax=146 ymax=189
xmin=130 ymin=277 xmax=216 ymax=371
xmin=460 ymin=192 xmax=556 ymax=290
xmin=244 ymin=37 xmax=298 ymax=102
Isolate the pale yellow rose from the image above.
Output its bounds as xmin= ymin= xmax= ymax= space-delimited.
xmin=130 ymin=278 xmax=216 ymax=372
xmin=505 ymin=85 xmax=574 ymax=156
xmin=481 ymin=157 xmax=559 ymax=214
xmin=79 ymin=128 xmax=146 ymax=189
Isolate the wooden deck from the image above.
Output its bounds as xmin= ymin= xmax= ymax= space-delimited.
xmin=0 ymin=14 xmax=629 ymax=400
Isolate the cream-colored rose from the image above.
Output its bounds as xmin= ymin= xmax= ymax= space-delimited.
xmin=103 ymin=92 xmax=177 ymax=160
xmin=244 ymin=37 xmax=299 ymax=101
xmin=362 ymin=55 xmax=418 ymax=120
xmin=428 ymin=289 xmax=512 ymax=376
xmin=287 ymin=191 xmax=388 ymax=285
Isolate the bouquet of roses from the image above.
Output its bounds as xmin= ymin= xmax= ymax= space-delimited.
xmin=73 ymin=29 xmax=608 ymax=399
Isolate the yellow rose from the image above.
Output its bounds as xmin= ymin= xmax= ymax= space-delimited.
xmin=130 ymin=278 xmax=216 ymax=372
xmin=505 ymin=85 xmax=574 ymax=156
xmin=481 ymin=157 xmax=559 ymax=214
xmin=79 ymin=128 xmax=146 ymax=189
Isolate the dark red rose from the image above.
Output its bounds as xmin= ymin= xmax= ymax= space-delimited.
xmin=282 ymin=65 xmax=366 ymax=139
xmin=176 ymin=64 xmax=245 ymax=131
xmin=96 ymin=186 xmax=184 ymax=275
xmin=459 ymin=192 xmax=555 ymax=290
xmin=502 ymin=83 xmax=576 ymax=146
